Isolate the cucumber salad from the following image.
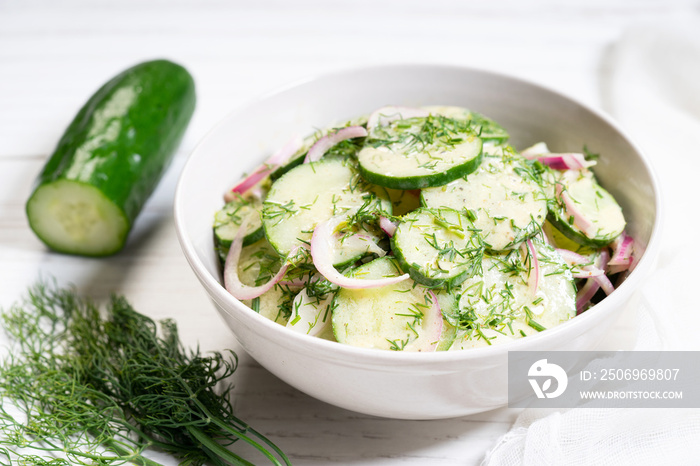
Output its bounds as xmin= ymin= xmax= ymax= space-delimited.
xmin=213 ymin=106 xmax=635 ymax=352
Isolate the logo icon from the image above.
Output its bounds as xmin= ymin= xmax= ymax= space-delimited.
xmin=528 ymin=359 xmax=568 ymax=399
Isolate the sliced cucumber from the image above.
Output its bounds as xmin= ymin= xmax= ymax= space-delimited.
xmin=391 ymin=208 xmax=485 ymax=287
xmin=270 ymin=121 xmax=367 ymax=181
xmin=213 ymin=194 xmax=264 ymax=259
xmin=542 ymin=221 xmax=597 ymax=256
xmin=436 ymin=320 xmax=458 ymax=351
xmin=423 ymin=106 xmax=509 ymax=143
xmin=26 ymin=180 xmax=131 ymax=257
xmin=332 ymin=257 xmax=443 ymax=352
xmin=329 ymin=225 xmax=386 ymax=268
xmin=262 ymin=157 xmax=390 ymax=258
xmin=271 ymin=138 xmax=366 ymax=181
xmin=236 ymin=239 xmax=295 ymax=325
xmin=548 ymin=169 xmax=625 ymax=247
xmin=358 ymin=114 xmax=483 ymax=189
xmin=236 ymin=239 xmax=282 ymax=286
xmin=434 ymin=289 xmax=459 ymax=350
xmin=422 ymin=150 xmax=548 ymax=251
xmin=270 ymin=132 xmax=317 ymax=182
xmin=270 ymin=152 xmax=306 ymax=182
xmin=245 ymin=288 xmax=292 ymax=325
xmin=443 ymin=240 xmax=576 ymax=349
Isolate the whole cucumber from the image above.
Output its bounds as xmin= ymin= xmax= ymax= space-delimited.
xmin=26 ymin=59 xmax=196 ymax=256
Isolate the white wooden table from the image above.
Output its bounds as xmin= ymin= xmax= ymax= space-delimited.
xmin=1 ymin=1 xmax=696 ymax=464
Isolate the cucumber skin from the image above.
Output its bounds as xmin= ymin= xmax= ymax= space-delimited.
xmin=270 ymin=153 xmax=305 ymax=181
xmin=27 ymin=59 xmax=195 ymax=255
xmin=390 ymin=226 xmax=472 ymax=289
xmin=546 ymin=207 xmax=619 ymax=248
xmin=358 ymin=149 xmax=483 ymax=190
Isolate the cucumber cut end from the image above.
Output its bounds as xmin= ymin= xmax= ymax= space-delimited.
xmin=26 ymin=180 xmax=129 ymax=256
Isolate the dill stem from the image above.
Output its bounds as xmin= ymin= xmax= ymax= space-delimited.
xmin=189 ymin=402 xmax=288 ymax=466
xmin=201 ymin=445 xmax=230 ymax=466
xmin=187 ymin=425 xmax=255 ymax=466
xmin=210 ymin=417 xmax=291 ymax=466
xmin=101 ymin=438 xmax=163 ymax=466
xmin=174 ymin=368 xmax=290 ymax=466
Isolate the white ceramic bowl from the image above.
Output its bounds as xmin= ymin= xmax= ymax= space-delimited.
xmin=174 ymin=64 xmax=661 ymax=420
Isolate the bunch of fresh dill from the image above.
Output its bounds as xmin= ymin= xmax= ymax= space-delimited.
xmin=0 ymin=283 xmax=291 ymax=466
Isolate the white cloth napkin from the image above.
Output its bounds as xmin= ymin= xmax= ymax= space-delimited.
xmin=483 ymin=18 xmax=700 ymax=466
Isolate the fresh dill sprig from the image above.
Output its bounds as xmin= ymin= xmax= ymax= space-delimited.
xmin=367 ymin=114 xmax=477 ymax=157
xmin=261 ymin=199 xmax=298 ymax=226
xmin=0 ymin=283 xmax=291 ymax=466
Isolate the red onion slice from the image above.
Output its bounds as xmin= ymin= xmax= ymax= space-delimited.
xmin=528 ymin=153 xmax=596 ymax=170
xmin=556 ymin=182 xmax=597 ymax=238
xmin=225 ymin=136 xmax=303 ymax=200
xmin=366 ymin=106 xmax=430 ymax=130
xmin=607 ymin=262 xmax=632 ymax=275
xmin=596 ymin=247 xmax=610 ymax=269
xmin=593 ymin=273 xmax=615 ymax=295
xmin=225 ymin=167 xmax=271 ymax=202
xmin=311 ymin=217 xmax=410 ymax=289
xmin=556 ymin=247 xmax=613 ymax=295
xmin=418 ymin=290 xmax=444 ymax=352
xmin=224 ymin=216 xmax=297 ymax=301
xmin=268 ymin=135 xmax=305 ymax=166
xmin=608 ymin=232 xmax=634 ymax=266
xmin=556 ymin=248 xmax=589 ymax=265
xmin=304 ymin=126 xmax=367 ymax=163
xmin=379 ymin=216 xmax=398 ymax=237
xmin=576 ymin=279 xmax=600 ymax=314
xmin=572 ymin=269 xmax=605 ymax=279
xmin=573 ymin=248 xmax=615 ymax=313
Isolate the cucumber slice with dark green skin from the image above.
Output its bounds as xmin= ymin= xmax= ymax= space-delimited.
xmin=328 ymin=225 xmax=386 ymax=269
xmin=471 ymin=113 xmax=509 ymax=143
xmin=26 ymin=59 xmax=195 ymax=256
xmin=541 ymin=221 xmax=597 ymax=256
xmin=237 ymin=239 xmax=292 ymax=324
xmin=213 ymin=194 xmax=265 ymax=254
xmin=444 ymin=241 xmax=576 ymax=349
xmin=358 ymin=114 xmax=483 ymax=189
xmin=270 ymin=152 xmax=306 ymax=181
xmin=437 ymin=320 xmax=458 ymax=351
xmin=270 ymin=126 xmax=366 ymax=181
xmin=421 ymin=149 xmax=548 ymax=251
xmin=270 ymin=137 xmax=366 ymax=181
xmin=547 ymin=169 xmax=625 ymax=247
xmin=331 ymin=257 xmax=444 ymax=352
xmin=391 ymin=207 xmax=485 ymax=288
xmin=262 ymin=157 xmax=391 ymax=258
xmin=434 ymin=290 xmax=459 ymax=350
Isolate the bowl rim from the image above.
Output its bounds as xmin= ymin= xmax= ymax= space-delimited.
xmin=174 ymin=62 xmax=663 ymax=364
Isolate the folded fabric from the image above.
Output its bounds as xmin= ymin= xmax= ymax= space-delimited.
xmin=483 ymin=407 xmax=700 ymax=466
xmin=483 ymin=17 xmax=700 ymax=466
